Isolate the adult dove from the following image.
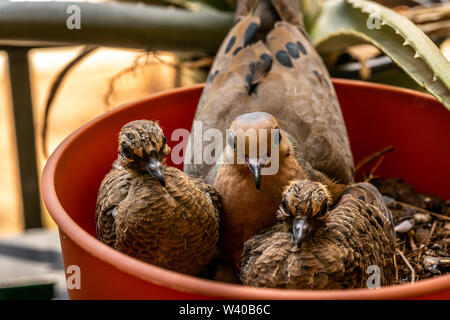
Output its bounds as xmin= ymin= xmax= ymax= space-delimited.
xmin=184 ymin=0 xmax=354 ymax=269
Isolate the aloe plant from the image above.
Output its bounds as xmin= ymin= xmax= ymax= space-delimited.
xmin=299 ymin=0 xmax=323 ymax=30
xmin=308 ymin=0 xmax=450 ymax=110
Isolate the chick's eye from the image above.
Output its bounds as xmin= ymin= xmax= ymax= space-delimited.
xmin=121 ymin=144 xmax=132 ymax=158
xmin=282 ymin=197 xmax=289 ymax=210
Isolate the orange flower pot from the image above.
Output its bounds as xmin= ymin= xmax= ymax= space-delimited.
xmin=41 ymin=79 xmax=450 ymax=299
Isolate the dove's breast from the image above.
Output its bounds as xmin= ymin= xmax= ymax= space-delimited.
xmin=114 ymin=166 xmax=220 ymax=275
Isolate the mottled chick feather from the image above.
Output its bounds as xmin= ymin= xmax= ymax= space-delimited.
xmin=96 ymin=120 xmax=221 ymax=275
xmin=241 ymin=182 xmax=396 ymax=289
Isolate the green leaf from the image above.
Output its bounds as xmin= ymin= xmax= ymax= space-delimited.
xmin=299 ymin=0 xmax=323 ymax=31
xmin=309 ymin=0 xmax=450 ymax=110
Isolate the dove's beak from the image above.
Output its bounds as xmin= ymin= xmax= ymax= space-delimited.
xmin=145 ymin=158 xmax=166 ymax=187
xmin=247 ymin=158 xmax=262 ymax=191
xmin=293 ymin=218 xmax=310 ymax=247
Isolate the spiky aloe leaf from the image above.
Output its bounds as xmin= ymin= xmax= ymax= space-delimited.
xmin=309 ymin=0 xmax=450 ymax=110
xmin=299 ymin=0 xmax=323 ymax=31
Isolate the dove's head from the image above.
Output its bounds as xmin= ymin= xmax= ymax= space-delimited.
xmin=118 ymin=120 xmax=170 ymax=186
xmin=277 ymin=180 xmax=332 ymax=246
xmin=228 ymin=112 xmax=293 ymax=191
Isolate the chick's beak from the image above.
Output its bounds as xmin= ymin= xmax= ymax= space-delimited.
xmin=293 ymin=218 xmax=310 ymax=247
xmin=247 ymin=158 xmax=262 ymax=191
xmin=145 ymin=157 xmax=166 ymax=187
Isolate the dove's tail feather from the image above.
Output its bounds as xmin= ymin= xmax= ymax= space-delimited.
xmin=200 ymin=0 xmax=314 ymax=103
xmin=236 ymin=0 xmax=303 ymax=28
xmin=193 ymin=0 xmax=317 ymax=126
xmin=199 ymin=0 xmax=309 ymax=102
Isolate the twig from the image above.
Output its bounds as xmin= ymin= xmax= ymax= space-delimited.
xmin=397 ymin=249 xmax=416 ymax=284
xmin=390 ymin=199 xmax=450 ymax=221
xmin=370 ymin=154 xmax=387 ymax=175
xmin=103 ymin=51 xmax=206 ymax=108
xmin=393 ymin=253 xmax=399 ymax=282
xmin=427 ymin=220 xmax=438 ymax=244
xmin=407 ymin=231 xmax=417 ymax=251
xmin=364 ymin=155 xmax=387 ymax=182
xmin=41 ymin=45 xmax=98 ymax=157
xmin=417 ymin=221 xmax=437 ymax=263
xmin=104 ymin=51 xmax=151 ymax=108
xmin=410 ymin=260 xmax=424 ymax=275
xmin=406 ymin=240 xmax=440 ymax=259
xmin=151 ymin=52 xmax=206 ymax=83
xmin=355 ymin=145 xmax=395 ymax=173
xmin=427 ymin=211 xmax=450 ymax=221
xmin=182 ymin=57 xmax=213 ymax=68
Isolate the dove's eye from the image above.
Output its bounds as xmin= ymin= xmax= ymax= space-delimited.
xmin=228 ymin=132 xmax=237 ymax=150
xmin=273 ymin=128 xmax=281 ymax=146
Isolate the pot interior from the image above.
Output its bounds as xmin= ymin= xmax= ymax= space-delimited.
xmin=48 ymin=80 xmax=450 ymax=297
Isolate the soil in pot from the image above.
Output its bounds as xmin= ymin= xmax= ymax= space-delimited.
xmin=371 ymin=178 xmax=450 ymax=283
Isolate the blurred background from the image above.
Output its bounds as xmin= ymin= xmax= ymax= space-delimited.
xmin=0 ymin=0 xmax=449 ymax=299
xmin=0 ymin=47 xmax=179 ymax=235
xmin=0 ymin=46 xmax=190 ymax=299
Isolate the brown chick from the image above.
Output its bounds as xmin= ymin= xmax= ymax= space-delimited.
xmin=96 ymin=120 xmax=220 ymax=275
xmin=241 ymin=181 xmax=396 ymax=289
xmin=184 ymin=0 xmax=354 ymax=270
